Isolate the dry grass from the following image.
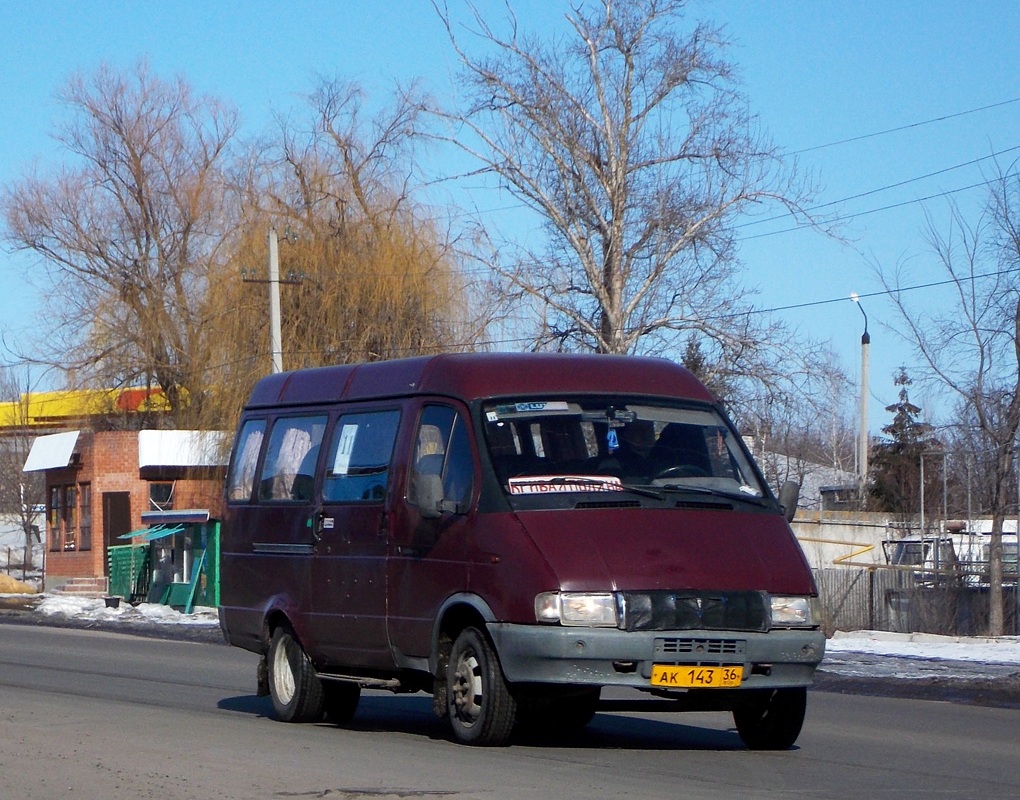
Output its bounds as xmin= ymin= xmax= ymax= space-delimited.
xmin=0 ymin=574 xmax=37 ymax=594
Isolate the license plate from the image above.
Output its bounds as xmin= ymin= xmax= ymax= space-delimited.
xmin=650 ymin=664 xmax=743 ymax=688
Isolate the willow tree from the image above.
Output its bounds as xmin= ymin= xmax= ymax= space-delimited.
xmin=1 ymin=62 xmax=238 ymax=426
xmin=203 ymin=79 xmax=472 ymax=427
xmin=435 ymin=0 xmax=809 ymax=359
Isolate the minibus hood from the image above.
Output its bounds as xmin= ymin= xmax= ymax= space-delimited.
xmin=513 ymin=507 xmax=815 ymax=594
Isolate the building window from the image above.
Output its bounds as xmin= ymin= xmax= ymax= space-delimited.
xmin=47 ymin=484 xmax=88 ymax=552
xmin=79 ymin=483 xmax=92 ymax=551
xmin=64 ymin=486 xmax=78 ymax=551
xmin=49 ymin=486 xmax=61 ymax=552
xmin=149 ymin=481 xmax=174 ymax=511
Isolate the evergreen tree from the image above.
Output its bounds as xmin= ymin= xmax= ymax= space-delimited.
xmin=869 ymin=368 xmax=940 ymax=515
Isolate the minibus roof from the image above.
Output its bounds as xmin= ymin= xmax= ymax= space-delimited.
xmin=244 ymin=352 xmax=714 ymax=409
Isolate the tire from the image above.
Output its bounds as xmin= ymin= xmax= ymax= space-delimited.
xmin=323 ymin=680 xmax=361 ymax=725
xmin=446 ymin=626 xmax=517 ymax=746
xmin=267 ymin=626 xmax=325 ymax=723
xmin=732 ymin=687 xmax=807 ymax=750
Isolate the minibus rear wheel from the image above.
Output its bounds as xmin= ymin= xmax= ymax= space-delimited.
xmin=732 ymin=687 xmax=807 ymax=750
xmin=447 ymin=626 xmax=517 ymax=746
xmin=267 ymin=625 xmax=325 ymax=723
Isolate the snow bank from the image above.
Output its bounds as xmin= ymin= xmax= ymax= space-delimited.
xmin=35 ymin=594 xmax=219 ymax=627
xmin=827 ymin=629 xmax=1020 ymax=665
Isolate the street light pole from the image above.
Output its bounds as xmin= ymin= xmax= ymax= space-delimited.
xmin=851 ymin=294 xmax=871 ymax=506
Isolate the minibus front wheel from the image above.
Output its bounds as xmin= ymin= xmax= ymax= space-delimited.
xmin=447 ymin=627 xmax=517 ymax=746
xmin=268 ymin=625 xmax=325 ymax=723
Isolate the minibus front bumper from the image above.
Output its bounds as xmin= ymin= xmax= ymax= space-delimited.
xmin=486 ymin=623 xmax=826 ymax=690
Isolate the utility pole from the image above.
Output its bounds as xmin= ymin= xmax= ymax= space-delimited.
xmin=241 ymin=227 xmax=301 ymax=375
xmin=267 ymin=228 xmax=283 ymax=374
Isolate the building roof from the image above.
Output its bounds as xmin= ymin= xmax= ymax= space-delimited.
xmin=0 ymin=387 xmax=168 ymax=429
xmin=23 ymin=429 xmax=229 ymax=472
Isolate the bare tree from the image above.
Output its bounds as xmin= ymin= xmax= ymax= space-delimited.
xmin=1 ymin=62 xmax=238 ymax=425
xmin=944 ymin=404 xmax=1011 ymax=524
xmin=434 ymin=0 xmax=811 ymax=359
xmin=0 ymin=366 xmax=44 ymax=574
xmin=883 ymin=166 xmax=1020 ymax=635
xmin=743 ymin=348 xmax=857 ymax=505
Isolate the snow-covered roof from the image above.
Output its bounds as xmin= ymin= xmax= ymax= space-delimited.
xmin=137 ymin=430 xmax=228 ymax=468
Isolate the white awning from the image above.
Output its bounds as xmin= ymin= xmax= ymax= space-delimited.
xmin=137 ymin=430 xmax=229 ymax=468
xmin=23 ymin=430 xmax=80 ymax=472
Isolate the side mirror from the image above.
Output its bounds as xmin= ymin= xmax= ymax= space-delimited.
xmin=778 ymin=480 xmax=800 ymax=523
xmin=416 ymin=473 xmax=445 ymax=519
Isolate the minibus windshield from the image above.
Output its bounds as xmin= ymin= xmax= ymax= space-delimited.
xmin=482 ymin=399 xmax=766 ymax=502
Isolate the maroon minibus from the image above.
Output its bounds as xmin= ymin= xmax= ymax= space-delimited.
xmin=219 ymin=353 xmax=824 ymax=747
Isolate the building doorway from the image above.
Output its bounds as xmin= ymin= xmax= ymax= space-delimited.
xmin=102 ymin=492 xmax=132 ymax=575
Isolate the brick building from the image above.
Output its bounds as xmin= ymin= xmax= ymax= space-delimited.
xmin=24 ymin=429 xmax=227 ymax=592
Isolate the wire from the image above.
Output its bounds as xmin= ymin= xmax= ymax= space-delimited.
xmin=738 ymin=179 xmax=992 ymax=242
xmin=738 ymin=144 xmax=1020 ymax=229
xmin=787 ymin=97 xmax=1020 ymax=155
xmin=447 ymin=100 xmax=1020 ymax=226
xmin=728 ymin=266 xmax=1020 ymax=320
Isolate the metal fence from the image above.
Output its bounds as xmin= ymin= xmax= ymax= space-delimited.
xmin=813 ymin=567 xmax=1019 ymax=636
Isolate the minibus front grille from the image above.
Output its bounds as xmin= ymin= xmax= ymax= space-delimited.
xmin=654 ymin=637 xmax=746 ymax=657
xmin=620 ymin=590 xmax=769 ymax=632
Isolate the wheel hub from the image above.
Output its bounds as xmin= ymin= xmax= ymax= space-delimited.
xmin=272 ymin=640 xmax=296 ymax=704
xmin=451 ymin=652 xmax=482 ymax=724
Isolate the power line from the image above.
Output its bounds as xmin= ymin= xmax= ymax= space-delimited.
xmin=738 ymin=144 xmax=1020 ymax=229
xmin=265 ymin=267 xmax=1020 ymax=362
xmin=737 ymin=179 xmax=992 ymax=242
xmin=733 ymin=266 xmax=1020 ymax=320
xmin=449 ymin=100 xmax=1020 ymax=224
xmin=787 ymin=97 xmax=1020 ymax=155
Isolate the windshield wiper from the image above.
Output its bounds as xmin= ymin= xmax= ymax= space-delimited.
xmin=615 ymin=483 xmax=663 ymax=500
xmin=657 ymin=483 xmax=770 ymax=508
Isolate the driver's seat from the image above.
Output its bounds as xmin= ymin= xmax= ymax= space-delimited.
xmin=649 ymin=423 xmax=711 ymax=477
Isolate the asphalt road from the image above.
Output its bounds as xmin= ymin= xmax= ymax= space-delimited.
xmin=2 ymin=622 xmax=1019 ymax=800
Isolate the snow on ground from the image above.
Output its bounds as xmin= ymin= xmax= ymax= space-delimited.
xmin=823 ymin=629 xmax=1020 ymax=680
xmin=5 ymin=593 xmax=1020 ymax=681
xmin=826 ymin=629 xmax=1020 ymax=664
xmin=28 ymin=593 xmax=219 ymax=627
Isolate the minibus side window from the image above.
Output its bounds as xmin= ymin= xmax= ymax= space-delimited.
xmin=323 ymin=410 xmax=400 ymax=503
xmin=410 ymin=406 xmax=474 ymax=511
xmin=227 ymin=419 xmax=266 ymax=502
xmin=258 ymin=415 xmax=328 ymax=503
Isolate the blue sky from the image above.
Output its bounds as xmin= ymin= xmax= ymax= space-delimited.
xmin=1 ymin=1 xmax=1018 ymax=435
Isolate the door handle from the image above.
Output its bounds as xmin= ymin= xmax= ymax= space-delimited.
xmin=311 ymin=510 xmax=334 ymax=543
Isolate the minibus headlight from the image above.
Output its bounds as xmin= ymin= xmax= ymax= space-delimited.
xmin=769 ymin=595 xmax=819 ymax=628
xmin=535 ymin=592 xmax=619 ymax=627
